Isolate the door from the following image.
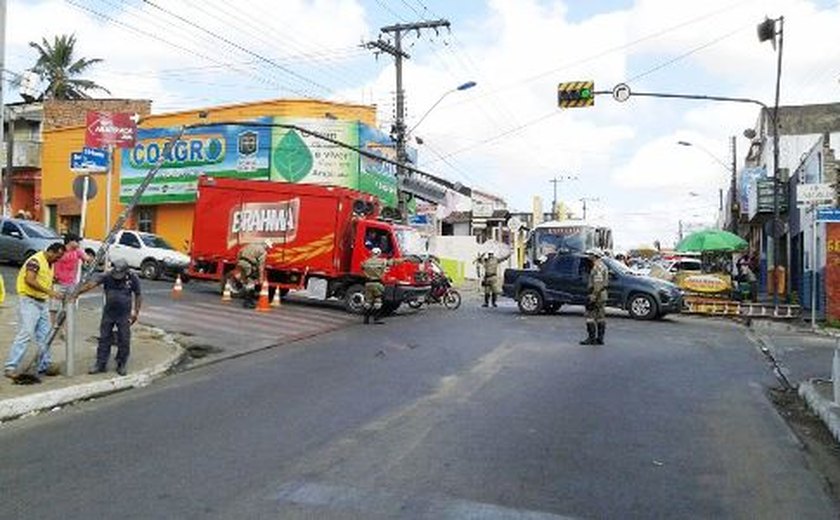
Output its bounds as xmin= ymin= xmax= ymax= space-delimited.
xmin=0 ymin=220 xmax=25 ymax=262
xmin=542 ymin=255 xmax=578 ymax=302
xmin=111 ymin=231 xmax=144 ymax=267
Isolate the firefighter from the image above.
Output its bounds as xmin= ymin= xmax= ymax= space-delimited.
xmin=475 ymin=250 xmax=510 ymax=307
xmin=237 ymin=239 xmax=273 ymax=308
xmin=581 ymin=249 xmax=609 ymax=345
xmin=361 ymin=247 xmax=407 ymax=324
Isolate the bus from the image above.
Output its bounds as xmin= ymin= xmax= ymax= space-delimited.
xmin=524 ymin=221 xmax=613 ymax=267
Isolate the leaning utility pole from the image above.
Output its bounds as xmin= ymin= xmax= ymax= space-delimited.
xmin=365 ymin=19 xmax=450 ymax=221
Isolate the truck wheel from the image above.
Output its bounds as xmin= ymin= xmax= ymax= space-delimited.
xmin=517 ymin=288 xmax=543 ymax=315
xmin=344 ymin=284 xmax=366 ymax=314
xmin=140 ymin=259 xmax=160 ymax=280
xmin=628 ymin=293 xmax=657 ymax=320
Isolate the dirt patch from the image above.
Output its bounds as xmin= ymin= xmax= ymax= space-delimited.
xmin=769 ymin=386 xmax=840 ymax=507
xmin=185 ymin=344 xmax=224 ymax=359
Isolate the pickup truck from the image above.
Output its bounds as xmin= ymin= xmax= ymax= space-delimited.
xmin=83 ymin=230 xmax=190 ymax=280
xmin=502 ymin=253 xmax=683 ymax=320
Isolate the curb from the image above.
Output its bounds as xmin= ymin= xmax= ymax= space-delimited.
xmin=0 ymin=326 xmax=187 ymax=423
xmin=799 ymin=379 xmax=840 ymax=444
xmin=749 ymin=318 xmax=840 ymax=339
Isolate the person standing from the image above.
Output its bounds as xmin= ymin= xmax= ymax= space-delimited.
xmin=476 ymin=250 xmax=511 ymax=307
xmin=581 ymin=249 xmax=609 ymax=345
xmin=51 ymin=233 xmax=93 ymax=329
xmin=4 ymin=242 xmax=67 ymax=378
xmin=361 ymin=247 xmax=407 ymax=324
xmin=236 ymin=239 xmax=273 ymax=308
xmin=79 ymin=258 xmax=142 ymax=376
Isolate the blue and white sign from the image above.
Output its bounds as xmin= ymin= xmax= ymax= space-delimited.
xmin=817 ymin=208 xmax=840 ymax=222
xmin=70 ymin=147 xmax=108 ymax=172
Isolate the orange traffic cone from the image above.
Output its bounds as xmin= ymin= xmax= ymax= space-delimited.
xmin=172 ymin=274 xmax=184 ymax=299
xmin=271 ymin=287 xmax=282 ymax=307
xmin=255 ymin=281 xmax=271 ymax=312
xmin=221 ymin=280 xmax=232 ymax=302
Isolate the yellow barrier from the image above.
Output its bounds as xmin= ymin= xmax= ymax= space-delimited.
xmin=0 ymin=274 xmax=5 ymax=306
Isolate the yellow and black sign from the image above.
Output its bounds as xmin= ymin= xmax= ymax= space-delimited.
xmin=557 ymin=81 xmax=595 ymax=108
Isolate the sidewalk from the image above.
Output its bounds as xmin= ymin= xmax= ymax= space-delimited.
xmin=0 ymin=295 xmax=184 ymax=422
xmin=749 ymin=318 xmax=840 ymax=442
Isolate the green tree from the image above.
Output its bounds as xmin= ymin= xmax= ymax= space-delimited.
xmin=27 ymin=34 xmax=110 ymax=100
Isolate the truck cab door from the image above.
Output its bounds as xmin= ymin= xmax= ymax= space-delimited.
xmin=542 ymin=255 xmax=577 ymax=302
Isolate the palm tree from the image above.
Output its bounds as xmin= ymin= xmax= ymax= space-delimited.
xmin=27 ymin=34 xmax=110 ymax=100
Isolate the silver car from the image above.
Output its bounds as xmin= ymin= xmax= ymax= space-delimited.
xmin=0 ymin=217 xmax=63 ymax=265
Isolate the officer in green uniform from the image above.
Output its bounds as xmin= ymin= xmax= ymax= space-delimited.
xmin=475 ymin=250 xmax=511 ymax=307
xmin=581 ymin=249 xmax=609 ymax=345
xmin=361 ymin=247 xmax=407 ymax=324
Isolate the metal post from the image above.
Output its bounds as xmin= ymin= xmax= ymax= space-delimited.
xmin=771 ymin=16 xmax=784 ymax=306
xmin=393 ymin=30 xmax=407 ymax=222
xmin=0 ymin=0 xmax=6 ymax=218
xmin=5 ymin=107 xmax=12 ymax=215
xmin=80 ymin=175 xmax=89 ymax=236
xmin=65 ymin=298 xmax=76 ymax=377
xmin=812 ymin=204 xmax=818 ymax=328
xmin=105 ymin=144 xmax=114 ymax=234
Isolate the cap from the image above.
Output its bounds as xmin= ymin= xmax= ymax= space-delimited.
xmin=371 ymin=247 xmax=382 ymax=255
xmin=263 ymin=239 xmax=274 ymax=249
xmin=111 ymin=258 xmax=129 ymax=279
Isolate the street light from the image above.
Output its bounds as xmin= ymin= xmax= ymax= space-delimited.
xmin=396 ymin=81 xmax=475 ymax=222
xmin=677 ymin=139 xmax=739 ymax=233
xmin=758 ymin=15 xmax=784 ymax=306
xmin=406 ymin=81 xmax=476 ymax=138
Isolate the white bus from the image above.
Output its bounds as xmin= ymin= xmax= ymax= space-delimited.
xmin=524 ymin=221 xmax=613 ymax=267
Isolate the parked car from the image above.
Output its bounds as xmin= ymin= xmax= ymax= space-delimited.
xmin=502 ymin=252 xmax=684 ymax=320
xmin=0 ymin=217 xmax=62 ymax=265
xmin=83 ymin=230 xmax=189 ymax=280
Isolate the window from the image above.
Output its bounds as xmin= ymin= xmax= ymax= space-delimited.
xmin=1 ymin=221 xmax=20 ymax=236
xmin=136 ymin=207 xmax=155 ymax=233
xmin=119 ymin=232 xmax=142 ymax=248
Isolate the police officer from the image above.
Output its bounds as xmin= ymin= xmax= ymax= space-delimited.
xmin=236 ymin=239 xmax=273 ymax=308
xmin=80 ymin=258 xmax=142 ymax=375
xmin=581 ymin=249 xmax=608 ymax=345
xmin=361 ymin=247 xmax=407 ymax=324
xmin=475 ymin=250 xmax=511 ymax=307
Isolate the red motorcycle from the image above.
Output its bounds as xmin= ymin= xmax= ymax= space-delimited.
xmin=407 ymin=269 xmax=461 ymax=310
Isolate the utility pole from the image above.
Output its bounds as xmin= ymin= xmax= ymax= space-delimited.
xmin=365 ymin=19 xmax=450 ymax=222
xmin=580 ymin=197 xmax=599 ymax=220
xmin=679 ymin=220 xmax=684 ymax=241
xmin=730 ymin=135 xmax=738 ymax=233
xmin=0 ymin=0 xmax=7 ymax=217
xmin=549 ymin=175 xmax=577 ymax=220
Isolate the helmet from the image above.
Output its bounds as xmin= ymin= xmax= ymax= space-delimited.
xmin=371 ymin=247 xmax=382 ymax=255
xmin=263 ymin=239 xmax=274 ymax=249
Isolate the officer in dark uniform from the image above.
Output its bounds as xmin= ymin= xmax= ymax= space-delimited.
xmin=80 ymin=258 xmax=142 ymax=375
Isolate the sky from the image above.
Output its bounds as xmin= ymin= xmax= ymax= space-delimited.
xmin=5 ymin=0 xmax=840 ymax=251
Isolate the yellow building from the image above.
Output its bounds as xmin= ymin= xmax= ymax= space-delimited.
xmin=42 ymin=98 xmax=378 ymax=253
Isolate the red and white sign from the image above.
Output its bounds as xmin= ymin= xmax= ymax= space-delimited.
xmin=85 ymin=112 xmax=137 ymax=149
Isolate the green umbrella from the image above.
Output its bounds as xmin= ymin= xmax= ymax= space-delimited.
xmin=675 ymin=229 xmax=748 ymax=253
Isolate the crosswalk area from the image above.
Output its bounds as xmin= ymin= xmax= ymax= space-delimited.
xmin=140 ymin=299 xmax=358 ymax=356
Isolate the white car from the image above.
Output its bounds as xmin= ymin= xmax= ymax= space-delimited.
xmin=83 ymin=230 xmax=190 ymax=280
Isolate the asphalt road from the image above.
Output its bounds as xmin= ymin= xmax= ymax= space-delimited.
xmin=1 ymin=292 xmax=837 ymax=519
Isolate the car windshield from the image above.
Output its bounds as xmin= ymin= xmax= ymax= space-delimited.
xmin=19 ymin=221 xmax=60 ymax=239
xmin=604 ymin=257 xmax=632 ymax=275
xmin=140 ymin=233 xmax=174 ymax=250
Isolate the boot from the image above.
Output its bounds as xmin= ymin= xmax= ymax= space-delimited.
xmin=88 ymin=363 xmax=106 ymax=375
xmin=372 ymin=307 xmax=385 ymax=324
xmin=579 ymin=323 xmax=597 ymax=345
xmin=596 ymin=323 xmax=606 ymax=345
xmin=116 ymin=363 xmax=128 ymax=376
xmin=363 ymin=307 xmax=371 ymax=324
xmin=491 ymin=293 xmax=498 ymax=307
xmin=482 ymin=294 xmax=489 ymax=307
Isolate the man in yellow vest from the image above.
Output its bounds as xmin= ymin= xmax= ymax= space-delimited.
xmin=4 ymin=242 xmax=66 ymax=378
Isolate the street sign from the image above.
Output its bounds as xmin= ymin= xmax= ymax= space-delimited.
xmin=83 ymin=146 xmax=108 ymax=168
xmin=817 ymin=208 xmax=840 ymax=222
xmin=612 ymin=83 xmax=631 ymax=102
xmin=70 ymin=147 xmax=108 ymax=173
xmin=796 ymin=182 xmax=835 ymax=207
xmin=72 ymin=174 xmax=98 ymax=201
xmin=85 ymin=111 xmax=137 ymax=149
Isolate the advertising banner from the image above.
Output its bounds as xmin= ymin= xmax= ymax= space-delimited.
xmin=738 ymin=166 xmax=766 ymax=215
xmin=269 ymin=117 xmax=359 ymax=189
xmin=120 ymin=121 xmax=271 ymax=204
xmin=827 ymin=224 xmax=840 ymax=320
xmin=86 ymin=112 xmax=137 ymax=149
xmin=358 ymin=124 xmax=398 ymax=208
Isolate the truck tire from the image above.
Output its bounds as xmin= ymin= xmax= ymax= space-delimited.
xmin=627 ymin=292 xmax=657 ymax=320
xmin=344 ymin=284 xmax=366 ymax=314
xmin=141 ymin=259 xmax=161 ymax=280
xmin=517 ymin=288 xmax=543 ymax=315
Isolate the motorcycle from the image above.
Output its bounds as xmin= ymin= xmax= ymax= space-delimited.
xmin=407 ymin=272 xmax=461 ymax=310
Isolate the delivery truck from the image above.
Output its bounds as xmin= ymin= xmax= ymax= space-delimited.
xmin=187 ymin=176 xmax=431 ymax=313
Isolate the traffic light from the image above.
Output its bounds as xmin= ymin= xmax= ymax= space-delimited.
xmin=557 ymin=81 xmax=594 ymax=108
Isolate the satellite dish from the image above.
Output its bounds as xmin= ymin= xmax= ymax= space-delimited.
xmin=19 ymin=71 xmax=40 ymax=99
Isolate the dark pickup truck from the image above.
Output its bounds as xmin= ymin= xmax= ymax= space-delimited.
xmin=502 ymin=253 xmax=683 ymax=320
